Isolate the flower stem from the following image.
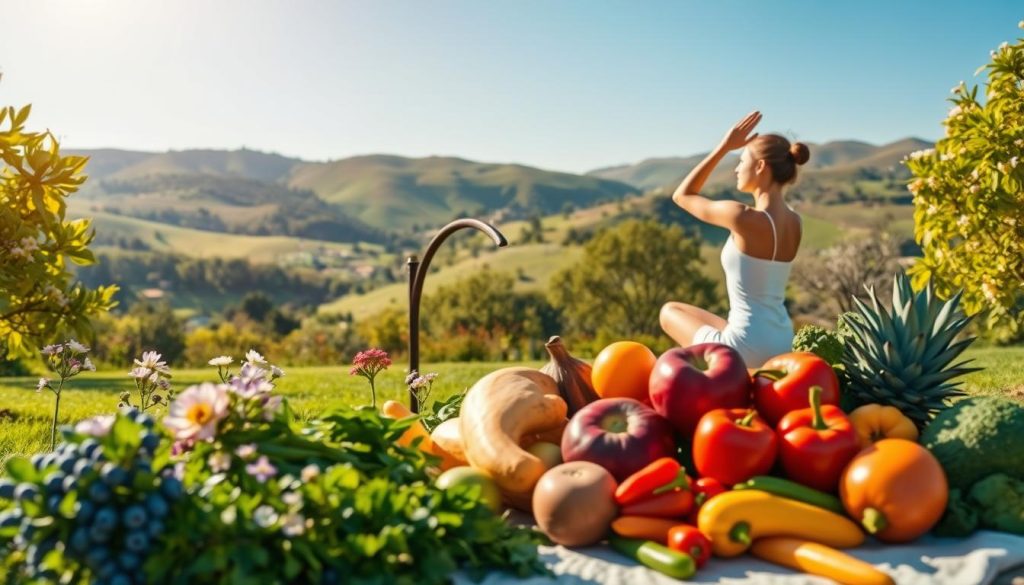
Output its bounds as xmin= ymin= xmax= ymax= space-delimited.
xmin=50 ymin=377 xmax=65 ymax=451
xmin=369 ymin=378 xmax=377 ymax=409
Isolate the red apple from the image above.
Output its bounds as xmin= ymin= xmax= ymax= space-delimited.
xmin=648 ymin=343 xmax=751 ymax=437
xmin=561 ymin=397 xmax=676 ymax=481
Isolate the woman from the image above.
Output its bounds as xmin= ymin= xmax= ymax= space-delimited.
xmin=659 ymin=111 xmax=809 ymax=366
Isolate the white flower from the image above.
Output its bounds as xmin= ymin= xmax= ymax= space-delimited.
xmin=19 ymin=237 xmax=38 ymax=252
xmin=300 ymin=465 xmax=320 ymax=483
xmin=162 ymin=383 xmax=230 ymax=442
xmin=244 ymin=349 xmax=266 ymax=365
xmin=926 ymin=205 xmax=938 ymax=216
xmin=41 ymin=344 xmax=61 ymax=356
xmin=281 ymin=513 xmax=305 ymax=537
xmin=36 ymin=378 xmax=50 ymax=393
xmin=135 ymin=351 xmax=170 ymax=375
xmin=74 ymin=415 xmax=115 ymax=437
xmin=82 ymin=357 xmax=96 ymax=372
xmin=282 ymin=492 xmax=303 ymax=507
xmin=66 ymin=340 xmax=89 ymax=355
xmin=909 ymin=148 xmax=934 ymax=159
xmin=157 ymin=378 xmax=171 ymax=391
xmin=1011 ymin=157 xmax=1019 ymax=168
xmin=129 ymin=367 xmax=151 ymax=380
xmin=208 ymin=356 xmax=233 ymax=367
xmin=235 ymin=443 xmax=258 ymax=460
xmin=970 ymin=185 xmax=980 ymax=194
xmin=957 ymin=215 xmax=970 ymax=227
xmin=253 ymin=505 xmax=278 ymax=529
xmin=148 ymin=371 xmax=160 ymax=385
xmin=1019 ymin=19 xmax=1024 ymax=29
xmin=263 ymin=395 xmax=283 ymax=421
xmin=208 ymin=452 xmax=232 ymax=473
xmin=982 ymin=281 xmax=998 ymax=302
xmin=270 ymin=365 xmax=285 ymax=379
xmin=997 ymin=162 xmax=1009 ymax=174
xmin=246 ymin=456 xmax=277 ymax=483
xmin=947 ymin=105 xmax=963 ymax=119
xmin=9 ymin=246 xmax=26 ymax=260
xmin=999 ymin=41 xmax=1010 ymax=52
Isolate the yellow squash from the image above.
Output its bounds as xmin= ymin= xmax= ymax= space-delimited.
xmin=381 ymin=400 xmax=461 ymax=470
xmin=751 ymin=537 xmax=894 ymax=585
xmin=848 ymin=404 xmax=919 ymax=448
xmin=697 ymin=490 xmax=864 ymax=557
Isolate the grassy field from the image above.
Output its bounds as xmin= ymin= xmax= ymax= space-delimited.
xmin=2 ymin=346 xmax=1021 ymax=464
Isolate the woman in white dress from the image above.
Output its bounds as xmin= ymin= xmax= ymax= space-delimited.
xmin=659 ymin=111 xmax=809 ymax=366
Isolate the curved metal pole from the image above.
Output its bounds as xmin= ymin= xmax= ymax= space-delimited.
xmin=407 ymin=218 xmax=508 ymax=412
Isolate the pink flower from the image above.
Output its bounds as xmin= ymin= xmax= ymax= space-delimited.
xmin=246 ymin=456 xmax=277 ymax=482
xmin=163 ymin=383 xmax=230 ymax=442
xmin=74 ymin=415 xmax=115 ymax=437
xmin=348 ymin=348 xmax=391 ymax=409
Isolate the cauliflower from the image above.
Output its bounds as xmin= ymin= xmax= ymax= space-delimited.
xmin=792 ymin=325 xmax=844 ymax=365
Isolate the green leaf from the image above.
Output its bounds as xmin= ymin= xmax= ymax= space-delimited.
xmin=5 ymin=457 xmax=38 ymax=483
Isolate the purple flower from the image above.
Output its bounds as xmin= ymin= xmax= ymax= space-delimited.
xmin=246 ymin=456 xmax=277 ymax=483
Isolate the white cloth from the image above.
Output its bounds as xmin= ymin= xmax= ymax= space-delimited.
xmin=454 ymin=530 xmax=1024 ymax=585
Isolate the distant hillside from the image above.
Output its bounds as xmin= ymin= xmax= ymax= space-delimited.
xmin=286 ymin=155 xmax=639 ymax=230
xmin=76 ymin=148 xmax=305 ymax=183
xmin=586 ymin=138 xmax=934 ymax=195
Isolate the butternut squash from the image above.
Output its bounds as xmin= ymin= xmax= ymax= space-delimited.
xmin=430 ymin=418 xmax=468 ymax=466
xmin=459 ymin=368 xmax=568 ymax=503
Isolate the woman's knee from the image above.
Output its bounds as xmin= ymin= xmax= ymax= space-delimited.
xmin=659 ymin=302 xmax=683 ymax=329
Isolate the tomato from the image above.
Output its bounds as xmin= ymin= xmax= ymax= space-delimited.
xmin=752 ymin=352 xmax=840 ymax=426
xmin=667 ymin=524 xmax=712 ymax=568
xmin=591 ymin=341 xmax=657 ymax=403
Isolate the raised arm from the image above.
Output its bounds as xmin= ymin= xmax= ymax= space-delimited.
xmin=672 ymin=111 xmax=761 ymax=230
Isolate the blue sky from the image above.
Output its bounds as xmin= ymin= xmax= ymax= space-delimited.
xmin=1 ymin=0 xmax=1020 ymax=173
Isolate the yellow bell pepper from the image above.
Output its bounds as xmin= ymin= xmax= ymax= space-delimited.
xmin=848 ymin=404 xmax=919 ymax=448
xmin=697 ymin=490 xmax=864 ymax=557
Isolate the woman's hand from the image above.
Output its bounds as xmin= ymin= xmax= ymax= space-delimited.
xmin=720 ymin=111 xmax=762 ymax=151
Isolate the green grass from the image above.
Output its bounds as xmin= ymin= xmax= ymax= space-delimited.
xmin=3 ymin=347 xmax=1022 ymax=463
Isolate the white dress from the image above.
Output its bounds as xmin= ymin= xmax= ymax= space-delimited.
xmin=691 ymin=209 xmax=796 ymax=367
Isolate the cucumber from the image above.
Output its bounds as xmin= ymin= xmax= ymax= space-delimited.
xmin=609 ymin=535 xmax=696 ymax=580
xmin=732 ymin=476 xmax=844 ymax=514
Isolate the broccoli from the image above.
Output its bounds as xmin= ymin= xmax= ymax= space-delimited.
xmin=932 ymin=488 xmax=979 ymax=537
xmin=792 ymin=324 xmax=844 ymax=365
xmin=968 ymin=473 xmax=1024 ymax=535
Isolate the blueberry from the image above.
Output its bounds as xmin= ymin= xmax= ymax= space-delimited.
xmin=160 ymin=476 xmax=183 ymax=500
xmin=109 ymin=574 xmax=132 ymax=585
xmin=88 ymin=523 xmax=112 ymax=544
xmin=0 ymin=479 xmax=16 ymax=499
xmin=26 ymin=544 xmax=43 ymax=567
xmin=59 ymin=455 xmax=76 ymax=474
xmin=101 ymin=463 xmax=128 ymax=487
xmin=43 ymin=472 xmax=66 ymax=494
xmin=14 ymin=483 xmax=39 ymax=502
xmin=46 ymin=494 xmax=63 ymax=512
xmin=119 ymin=551 xmax=142 ymax=571
xmin=85 ymin=546 xmax=109 ymax=568
xmin=62 ymin=474 xmax=79 ymax=494
xmin=123 ymin=504 xmax=147 ymax=529
xmin=76 ymin=499 xmax=96 ymax=521
xmin=72 ymin=458 xmax=94 ymax=478
xmin=145 ymin=492 xmax=169 ymax=518
xmin=39 ymin=454 xmax=55 ymax=470
xmin=70 ymin=527 xmax=90 ymax=553
xmin=124 ymin=529 xmax=149 ymax=552
xmin=19 ymin=519 xmax=37 ymax=540
xmin=93 ymin=506 xmax=118 ymax=531
xmin=30 ymin=453 xmax=45 ymax=468
xmin=0 ymin=510 xmax=20 ymax=528
xmin=141 ymin=433 xmax=160 ymax=452
xmin=88 ymin=481 xmax=112 ymax=503
xmin=148 ymin=519 xmax=165 ymax=538
xmin=96 ymin=560 xmax=119 ymax=579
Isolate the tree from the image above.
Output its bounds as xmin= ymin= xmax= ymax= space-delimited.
xmin=549 ymin=219 xmax=719 ymax=340
xmin=905 ymin=25 xmax=1024 ymax=339
xmin=791 ymin=233 xmax=902 ymax=316
xmin=0 ymin=104 xmax=117 ymax=357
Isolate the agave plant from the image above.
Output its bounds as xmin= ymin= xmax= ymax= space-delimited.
xmin=840 ymin=270 xmax=980 ymax=429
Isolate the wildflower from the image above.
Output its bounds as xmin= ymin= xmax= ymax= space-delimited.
xmin=82 ymin=357 xmax=96 ymax=372
xmin=66 ymin=340 xmax=89 ymax=355
xmin=947 ymin=105 xmax=963 ymax=119
xmin=74 ymin=415 xmax=115 ymax=438
xmin=270 ymin=365 xmax=285 ymax=379
xmin=281 ymin=513 xmax=305 ymax=537
xmin=958 ymin=215 xmax=970 ymax=227
xmin=300 ymin=465 xmax=320 ymax=483
xmin=9 ymin=246 xmax=26 ymax=260
xmin=1011 ymin=157 xmax=1019 ymax=168
xmin=253 ymin=505 xmax=278 ymax=529
xmin=263 ymin=395 xmax=283 ymax=421
xmin=230 ymin=363 xmax=273 ymax=398
xmin=235 ymin=443 xmax=258 ymax=460
xmin=157 ymin=378 xmax=171 ymax=391
xmin=130 ymin=367 xmax=151 ymax=380
xmin=246 ymin=456 xmax=278 ymax=483
xmin=163 ymin=383 xmax=230 ymax=441
xmin=244 ymin=349 xmax=266 ymax=365
xmin=282 ymin=491 xmax=303 ymax=507
xmin=208 ymin=356 xmax=233 ymax=367
xmin=135 ymin=351 xmax=170 ymax=375
xmin=349 ymin=348 xmax=391 ymax=408
xmin=208 ymin=452 xmax=232 ymax=473
xmin=36 ymin=378 xmax=50 ymax=393
xmin=41 ymin=344 xmax=61 ymax=356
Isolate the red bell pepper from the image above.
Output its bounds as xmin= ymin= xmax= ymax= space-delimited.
xmin=752 ymin=352 xmax=840 ymax=426
xmin=615 ymin=457 xmax=690 ymax=507
xmin=686 ymin=477 xmax=726 ymax=524
xmin=692 ymin=408 xmax=777 ymax=485
xmin=620 ymin=488 xmax=694 ymax=518
xmin=666 ymin=524 xmax=712 ymax=568
xmin=777 ymin=386 xmax=861 ymax=493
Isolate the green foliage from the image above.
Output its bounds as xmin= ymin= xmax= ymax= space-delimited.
xmin=549 ymin=218 xmax=719 ymax=340
xmin=904 ymin=26 xmax=1024 ymax=339
xmin=90 ymin=302 xmax=186 ymax=367
xmin=792 ymin=325 xmax=844 ymax=365
xmin=0 ymin=104 xmax=117 ymax=358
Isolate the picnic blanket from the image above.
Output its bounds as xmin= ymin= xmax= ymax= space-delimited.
xmin=455 ymin=523 xmax=1024 ymax=585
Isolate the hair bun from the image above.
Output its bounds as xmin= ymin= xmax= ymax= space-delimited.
xmin=790 ymin=142 xmax=810 ymax=166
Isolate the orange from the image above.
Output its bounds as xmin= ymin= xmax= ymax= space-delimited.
xmin=591 ymin=341 xmax=657 ymax=403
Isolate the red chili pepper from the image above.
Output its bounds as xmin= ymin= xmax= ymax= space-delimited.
xmin=692 ymin=408 xmax=777 ymax=486
xmin=620 ymin=489 xmax=694 ymax=518
xmin=615 ymin=458 xmax=690 ymax=507
xmin=777 ymin=386 xmax=861 ymax=493
xmin=667 ymin=524 xmax=712 ymax=569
